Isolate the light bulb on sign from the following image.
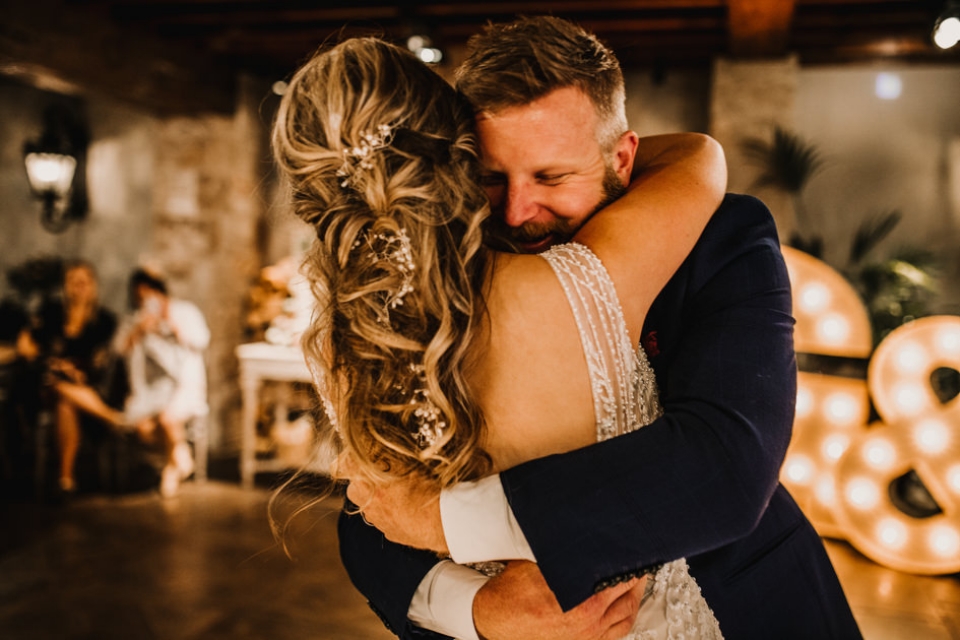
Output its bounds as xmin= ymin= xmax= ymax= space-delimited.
xmin=914 ymin=419 xmax=950 ymax=455
xmin=938 ymin=327 xmax=960 ymax=353
xmin=863 ymin=437 xmax=897 ymax=470
xmin=877 ymin=518 xmax=908 ymax=550
xmin=796 ymin=385 xmax=814 ymax=418
xmin=825 ymin=393 xmax=859 ymax=426
xmin=895 ymin=342 xmax=927 ymax=373
xmin=929 ymin=525 xmax=960 ymax=557
xmin=785 ymin=454 xmax=815 ymax=484
xmin=815 ymin=475 xmax=837 ymax=506
xmin=846 ymin=477 xmax=881 ymax=509
xmin=948 ymin=465 xmax=960 ymax=494
xmin=817 ymin=313 xmax=850 ymax=344
xmin=799 ymin=282 xmax=831 ymax=313
xmin=892 ymin=382 xmax=926 ymax=416
xmin=823 ymin=434 xmax=850 ymax=461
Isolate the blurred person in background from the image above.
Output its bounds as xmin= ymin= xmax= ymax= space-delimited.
xmin=32 ymin=260 xmax=123 ymax=496
xmin=117 ymin=267 xmax=209 ymax=498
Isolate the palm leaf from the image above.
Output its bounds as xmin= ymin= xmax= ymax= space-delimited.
xmin=741 ymin=126 xmax=824 ymax=194
xmin=848 ymin=210 xmax=901 ymax=266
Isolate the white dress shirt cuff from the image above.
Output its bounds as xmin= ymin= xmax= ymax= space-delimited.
xmin=440 ymin=474 xmax=536 ymax=564
xmin=408 ymin=560 xmax=488 ymax=640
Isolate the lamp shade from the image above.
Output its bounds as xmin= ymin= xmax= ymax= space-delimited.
xmin=24 ymin=152 xmax=77 ymax=198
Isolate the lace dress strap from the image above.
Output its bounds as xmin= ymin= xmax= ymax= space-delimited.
xmin=540 ymin=242 xmax=652 ymax=440
xmin=541 ymin=242 xmax=723 ymax=640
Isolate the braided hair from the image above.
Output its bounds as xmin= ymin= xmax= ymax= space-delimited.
xmin=272 ymin=37 xmax=493 ymax=487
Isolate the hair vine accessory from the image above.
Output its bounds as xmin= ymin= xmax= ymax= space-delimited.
xmin=337 ymin=124 xmax=395 ymax=188
xmin=353 ymin=227 xmax=415 ymax=321
xmin=408 ymin=363 xmax=447 ymax=449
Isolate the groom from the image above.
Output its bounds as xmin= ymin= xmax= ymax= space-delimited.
xmin=339 ymin=16 xmax=861 ymax=640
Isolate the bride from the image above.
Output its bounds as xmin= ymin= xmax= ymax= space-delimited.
xmin=272 ymin=37 xmax=726 ymax=639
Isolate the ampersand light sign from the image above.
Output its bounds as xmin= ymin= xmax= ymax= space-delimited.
xmin=781 ymin=247 xmax=960 ymax=574
xmin=781 ymin=247 xmax=873 ymax=538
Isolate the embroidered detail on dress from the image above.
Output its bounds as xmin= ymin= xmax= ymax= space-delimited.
xmin=541 ymin=242 xmax=724 ymax=640
xmin=541 ymin=242 xmax=659 ymax=438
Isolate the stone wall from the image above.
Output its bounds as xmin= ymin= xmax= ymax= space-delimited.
xmin=0 ymin=74 xmax=272 ymax=452
xmin=143 ymin=76 xmax=271 ymax=450
xmin=709 ymin=56 xmax=801 ymax=240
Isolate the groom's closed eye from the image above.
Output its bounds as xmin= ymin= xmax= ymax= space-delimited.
xmin=535 ymin=172 xmax=570 ymax=186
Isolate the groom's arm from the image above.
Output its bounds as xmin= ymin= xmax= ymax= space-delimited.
xmin=338 ymin=500 xmax=457 ymax=640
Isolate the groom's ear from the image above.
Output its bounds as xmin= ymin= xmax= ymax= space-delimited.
xmin=612 ymin=131 xmax=639 ymax=186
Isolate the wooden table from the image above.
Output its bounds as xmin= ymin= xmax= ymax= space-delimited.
xmin=236 ymin=342 xmax=313 ymax=489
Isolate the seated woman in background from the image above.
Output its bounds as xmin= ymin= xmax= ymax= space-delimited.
xmin=32 ymin=260 xmax=123 ymax=495
xmin=117 ymin=268 xmax=210 ymax=498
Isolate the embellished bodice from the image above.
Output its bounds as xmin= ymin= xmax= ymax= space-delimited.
xmin=540 ymin=242 xmax=662 ymax=440
xmin=540 ymin=242 xmax=724 ymax=640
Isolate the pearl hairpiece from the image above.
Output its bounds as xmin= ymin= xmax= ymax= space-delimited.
xmin=337 ymin=124 xmax=395 ymax=188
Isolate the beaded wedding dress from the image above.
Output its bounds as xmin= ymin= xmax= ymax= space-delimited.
xmin=539 ymin=242 xmax=724 ymax=640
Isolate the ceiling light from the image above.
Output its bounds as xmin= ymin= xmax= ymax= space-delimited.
xmin=406 ymin=34 xmax=443 ymax=65
xmin=933 ymin=4 xmax=960 ymax=49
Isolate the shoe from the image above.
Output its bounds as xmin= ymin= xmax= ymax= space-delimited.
xmin=160 ymin=464 xmax=180 ymax=498
xmin=172 ymin=443 xmax=195 ymax=479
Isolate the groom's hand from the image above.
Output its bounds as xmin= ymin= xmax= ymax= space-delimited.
xmin=473 ymin=560 xmax=645 ymax=640
xmin=345 ymin=472 xmax=448 ymax=554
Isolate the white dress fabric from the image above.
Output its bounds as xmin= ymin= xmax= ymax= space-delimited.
xmin=123 ymin=298 xmax=210 ymax=423
xmin=539 ymin=242 xmax=724 ymax=640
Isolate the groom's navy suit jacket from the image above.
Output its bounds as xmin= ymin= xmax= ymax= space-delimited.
xmin=339 ymin=194 xmax=862 ymax=639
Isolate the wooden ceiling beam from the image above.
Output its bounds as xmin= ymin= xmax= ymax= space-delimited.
xmin=2 ymin=0 xmax=236 ymax=114
xmin=727 ymin=0 xmax=797 ymax=57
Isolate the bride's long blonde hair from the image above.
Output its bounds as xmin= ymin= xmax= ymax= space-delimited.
xmin=272 ymin=38 xmax=493 ymax=488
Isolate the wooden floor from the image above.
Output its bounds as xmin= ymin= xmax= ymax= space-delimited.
xmin=1 ymin=480 xmax=958 ymax=640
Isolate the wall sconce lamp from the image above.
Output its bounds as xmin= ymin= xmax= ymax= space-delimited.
xmin=933 ymin=2 xmax=960 ymax=49
xmin=22 ymin=103 xmax=89 ymax=233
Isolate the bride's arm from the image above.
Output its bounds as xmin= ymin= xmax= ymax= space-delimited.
xmin=576 ymin=132 xmax=726 ymax=342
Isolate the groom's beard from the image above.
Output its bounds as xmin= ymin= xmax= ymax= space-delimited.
xmin=485 ymin=165 xmax=627 ymax=254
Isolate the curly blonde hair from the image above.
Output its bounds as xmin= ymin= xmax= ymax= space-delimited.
xmin=272 ymin=38 xmax=493 ymax=488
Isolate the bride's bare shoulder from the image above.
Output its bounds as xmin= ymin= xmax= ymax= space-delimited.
xmin=485 ymin=252 xmax=567 ymax=322
xmin=473 ymin=251 xmax=597 ymax=469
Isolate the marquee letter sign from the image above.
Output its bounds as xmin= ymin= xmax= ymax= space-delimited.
xmin=781 ymin=247 xmax=960 ymax=573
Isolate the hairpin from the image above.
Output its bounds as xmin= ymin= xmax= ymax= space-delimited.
xmin=337 ymin=124 xmax=395 ymax=188
xmin=353 ymin=227 xmax=415 ymax=321
xmin=407 ymin=363 xmax=447 ymax=449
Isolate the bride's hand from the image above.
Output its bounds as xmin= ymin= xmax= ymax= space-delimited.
xmin=340 ymin=455 xmax=447 ymax=554
xmin=473 ymin=560 xmax=646 ymax=640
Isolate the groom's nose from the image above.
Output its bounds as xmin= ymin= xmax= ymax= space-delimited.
xmin=503 ymin=182 xmax=540 ymax=228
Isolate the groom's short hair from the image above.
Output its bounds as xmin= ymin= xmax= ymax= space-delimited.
xmin=455 ymin=15 xmax=628 ymax=152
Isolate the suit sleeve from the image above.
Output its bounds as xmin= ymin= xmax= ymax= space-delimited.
xmin=338 ymin=499 xmax=454 ymax=640
xmin=500 ymin=195 xmax=798 ymax=611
